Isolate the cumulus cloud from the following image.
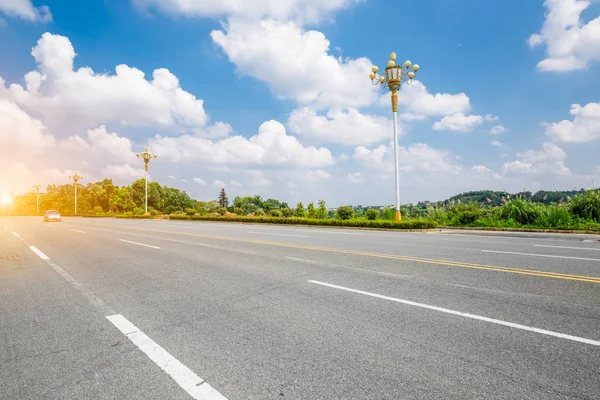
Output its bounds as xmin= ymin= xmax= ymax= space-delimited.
xmin=211 ymin=18 xmax=374 ymax=111
xmin=528 ymin=0 xmax=600 ymax=71
xmin=133 ymin=0 xmax=360 ymax=23
xmin=0 ymin=98 xmax=55 ymax=154
xmin=544 ymin=102 xmax=600 ymax=143
xmin=214 ymin=180 xmax=226 ymax=188
xmin=149 ymin=120 xmax=334 ymax=168
xmin=391 ymin=81 xmax=471 ymax=120
xmin=502 ymin=142 xmax=571 ymax=176
xmin=193 ymin=177 xmax=206 ymax=186
xmin=491 ymin=140 xmax=503 ymax=147
xmin=353 ymin=142 xmax=462 ymax=174
xmin=471 ymin=165 xmax=491 ymax=172
xmin=433 ymin=113 xmax=496 ymax=132
xmin=5 ymin=33 xmax=212 ymax=136
xmin=287 ymin=107 xmax=393 ymax=146
xmin=347 ymin=172 xmax=364 ymax=183
xmin=490 ymin=125 xmax=506 ymax=135
xmin=100 ymin=164 xmax=146 ymax=181
xmin=0 ymin=0 xmax=51 ymax=22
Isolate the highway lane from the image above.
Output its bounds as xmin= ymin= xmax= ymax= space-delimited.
xmin=1 ymin=216 xmax=599 ymax=399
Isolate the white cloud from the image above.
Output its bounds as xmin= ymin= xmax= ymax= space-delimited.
xmin=287 ymin=107 xmax=393 ymax=146
xmin=245 ymin=170 xmax=273 ymax=187
xmin=5 ymin=33 xmax=212 ymax=136
xmin=133 ymin=0 xmax=360 ymax=24
xmin=0 ymin=98 xmax=56 ymax=154
xmin=392 ymin=81 xmax=472 ymax=120
xmin=491 ymin=140 xmax=502 ymax=147
xmin=211 ymin=18 xmax=374 ymax=111
xmin=502 ymin=142 xmax=571 ymax=176
xmin=149 ymin=120 xmax=334 ymax=168
xmin=528 ymin=0 xmax=600 ymax=71
xmin=353 ymin=142 xmax=462 ymax=174
xmin=490 ymin=125 xmax=506 ymax=135
xmin=471 ymin=165 xmax=491 ymax=172
xmin=193 ymin=177 xmax=206 ymax=186
xmin=347 ymin=172 xmax=364 ymax=183
xmin=502 ymin=160 xmax=535 ymax=175
xmin=230 ymin=179 xmax=242 ymax=187
xmin=0 ymin=0 xmax=51 ymax=22
xmin=432 ymin=113 xmax=496 ymax=132
xmin=214 ymin=180 xmax=226 ymax=188
xmin=87 ymin=125 xmax=136 ymax=162
xmin=544 ymin=102 xmax=600 ymax=143
xmin=100 ymin=164 xmax=146 ymax=181
xmin=169 ymin=175 xmax=176 ymax=180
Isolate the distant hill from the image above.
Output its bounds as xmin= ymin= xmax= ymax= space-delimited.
xmin=432 ymin=189 xmax=589 ymax=208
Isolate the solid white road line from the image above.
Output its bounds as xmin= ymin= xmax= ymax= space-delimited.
xmin=70 ymin=229 xmax=86 ymax=234
xmin=12 ymin=232 xmax=20 ymax=237
xmin=3 ymin=225 xmax=8 ymax=229
xmin=309 ymin=280 xmax=600 ymax=347
xmin=106 ymin=314 xmax=228 ymax=400
xmin=29 ymin=245 xmax=50 ymax=260
xmin=248 ymin=231 xmax=309 ymax=238
xmin=534 ymin=244 xmax=600 ymax=251
xmin=118 ymin=239 xmax=161 ymax=249
xmin=482 ymin=249 xmax=600 ymax=262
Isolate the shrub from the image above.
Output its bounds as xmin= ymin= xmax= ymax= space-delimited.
xmin=234 ymin=207 xmax=244 ymax=216
xmin=307 ymin=202 xmax=317 ymax=218
xmin=365 ymin=209 xmax=379 ymax=220
xmin=270 ymin=209 xmax=283 ymax=217
xmin=92 ymin=206 xmax=104 ymax=215
xmin=149 ymin=209 xmax=160 ymax=217
xmin=383 ymin=208 xmax=394 ymax=220
xmin=496 ymin=199 xmax=542 ymax=225
xmin=254 ymin=209 xmax=266 ymax=217
xmin=336 ymin=206 xmax=354 ymax=220
xmin=570 ymin=190 xmax=600 ymax=222
xmin=281 ymin=207 xmax=293 ymax=217
xmin=217 ymin=207 xmax=227 ymax=216
xmin=133 ymin=207 xmax=144 ymax=215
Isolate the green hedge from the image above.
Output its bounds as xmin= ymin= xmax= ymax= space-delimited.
xmin=114 ymin=214 xmax=155 ymax=219
xmin=168 ymin=214 xmax=437 ymax=230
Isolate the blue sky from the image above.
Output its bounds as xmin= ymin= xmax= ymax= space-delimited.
xmin=1 ymin=0 xmax=599 ymax=206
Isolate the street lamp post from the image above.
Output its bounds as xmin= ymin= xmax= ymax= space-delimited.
xmin=33 ymin=184 xmax=43 ymax=214
xmin=9 ymin=192 xmax=14 ymax=216
xmin=136 ymin=148 xmax=157 ymax=214
xmin=69 ymin=173 xmax=83 ymax=215
xmin=369 ymin=52 xmax=420 ymax=221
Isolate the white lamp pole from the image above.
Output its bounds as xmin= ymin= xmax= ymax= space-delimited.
xmin=34 ymin=184 xmax=43 ymax=214
xmin=136 ymin=148 xmax=157 ymax=214
xmin=369 ymin=52 xmax=420 ymax=221
xmin=69 ymin=173 xmax=83 ymax=215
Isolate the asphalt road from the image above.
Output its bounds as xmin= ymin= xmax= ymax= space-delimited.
xmin=1 ymin=217 xmax=599 ymax=399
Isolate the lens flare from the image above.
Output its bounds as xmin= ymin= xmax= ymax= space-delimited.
xmin=0 ymin=195 xmax=12 ymax=205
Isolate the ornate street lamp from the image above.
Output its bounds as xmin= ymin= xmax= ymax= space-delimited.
xmin=136 ymin=148 xmax=157 ymax=214
xmin=69 ymin=173 xmax=83 ymax=215
xmin=369 ymin=52 xmax=420 ymax=221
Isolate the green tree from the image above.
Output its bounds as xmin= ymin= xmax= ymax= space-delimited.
xmin=336 ymin=206 xmax=354 ymax=220
xmin=316 ymin=200 xmax=327 ymax=219
xmin=307 ymin=202 xmax=317 ymax=218
xmin=294 ymin=202 xmax=305 ymax=217
xmin=281 ymin=207 xmax=293 ymax=217
xmin=218 ymin=188 xmax=228 ymax=208
xmin=366 ymin=209 xmax=379 ymax=220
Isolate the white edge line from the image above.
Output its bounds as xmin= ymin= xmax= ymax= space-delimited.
xmin=119 ymin=239 xmax=161 ymax=249
xmin=106 ymin=314 xmax=228 ymax=400
xmin=29 ymin=245 xmax=50 ymax=260
xmin=70 ymin=229 xmax=86 ymax=234
xmin=482 ymin=249 xmax=600 ymax=262
xmin=308 ymin=280 xmax=600 ymax=347
xmin=12 ymin=232 xmax=20 ymax=237
xmin=3 ymin=226 xmax=8 ymax=229
xmin=534 ymin=244 xmax=600 ymax=251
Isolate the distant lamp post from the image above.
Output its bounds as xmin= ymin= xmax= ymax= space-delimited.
xmin=136 ymin=148 xmax=157 ymax=214
xmin=9 ymin=192 xmax=14 ymax=216
xmin=69 ymin=173 xmax=83 ymax=215
xmin=33 ymin=184 xmax=43 ymax=214
xmin=369 ymin=52 xmax=420 ymax=221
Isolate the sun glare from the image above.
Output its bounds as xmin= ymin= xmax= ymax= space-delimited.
xmin=0 ymin=195 xmax=12 ymax=205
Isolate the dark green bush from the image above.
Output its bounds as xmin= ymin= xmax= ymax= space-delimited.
xmin=570 ymin=190 xmax=600 ymax=222
xmin=496 ymin=199 xmax=543 ymax=225
xmin=365 ymin=209 xmax=379 ymax=220
xmin=185 ymin=208 xmax=196 ymax=216
xmin=336 ymin=206 xmax=354 ymax=220
xmin=254 ymin=209 xmax=266 ymax=216
xmin=281 ymin=207 xmax=293 ymax=217
xmin=216 ymin=207 xmax=227 ymax=216
xmin=270 ymin=209 xmax=283 ymax=217
xmin=234 ymin=207 xmax=244 ymax=216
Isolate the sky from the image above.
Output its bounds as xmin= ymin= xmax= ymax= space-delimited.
xmin=0 ymin=0 xmax=599 ymax=207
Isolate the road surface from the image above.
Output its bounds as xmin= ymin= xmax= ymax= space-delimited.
xmin=1 ymin=217 xmax=599 ymax=399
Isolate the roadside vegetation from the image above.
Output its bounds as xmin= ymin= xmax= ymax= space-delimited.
xmin=4 ymin=181 xmax=600 ymax=232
